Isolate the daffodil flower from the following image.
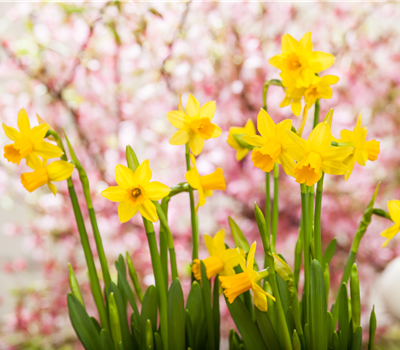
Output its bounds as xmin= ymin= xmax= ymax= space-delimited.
xmin=336 ymin=115 xmax=380 ymax=180
xmin=269 ymin=32 xmax=335 ymax=88
xmin=167 ymin=94 xmax=222 ymax=155
xmin=185 ymin=154 xmax=226 ymax=210
xmin=380 ymin=200 xmax=400 ymax=248
xmin=101 ymin=160 xmax=170 ymax=223
xmin=243 ymin=109 xmax=295 ymax=175
xmin=227 ymin=119 xmax=256 ymax=161
xmin=3 ymin=109 xmax=63 ymax=166
xmin=219 ymin=242 xmax=275 ymax=312
xmin=280 ymin=75 xmax=339 ymax=117
xmin=192 ymin=229 xmax=245 ymax=280
xmin=21 ymin=157 xmax=74 ymax=195
xmin=287 ymin=121 xmax=352 ymax=186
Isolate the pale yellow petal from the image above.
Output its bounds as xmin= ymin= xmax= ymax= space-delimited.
xmin=26 ymin=153 xmax=43 ymax=170
xmin=138 ymin=198 xmax=158 ymax=222
xmin=47 ymin=160 xmax=74 ymax=181
xmin=132 ymin=159 xmax=152 ymax=186
xmin=281 ymin=33 xmax=301 ymax=54
xmin=321 ymin=160 xmax=348 ymax=175
xmin=17 ymin=108 xmax=31 ymax=137
xmin=144 ymin=181 xmax=170 ymax=200
xmin=242 ymin=135 xmax=265 ymax=147
xmin=118 ymin=201 xmax=138 ymax=223
xmin=166 ymin=110 xmax=188 ymax=129
xmin=199 ymin=101 xmax=216 ymax=120
xmin=354 ymin=149 xmax=368 ymax=166
xmin=222 ymin=248 xmax=242 ymax=269
xmin=212 ymin=124 xmax=222 ymax=138
xmin=257 ymin=109 xmax=275 ymax=140
xmin=169 ymin=128 xmax=190 ymax=145
xmin=268 ymin=54 xmax=283 ymax=69
xmin=204 ymin=234 xmax=214 ymax=256
xmin=309 ymin=52 xmax=335 ymax=72
xmin=322 ymin=146 xmax=353 ymax=162
xmin=115 ymin=164 xmax=135 ymax=189
xmin=198 ymin=186 xmax=206 ymax=208
xmin=47 ymin=182 xmax=57 ymax=195
xmin=189 ymin=133 xmax=204 ymax=156
xmin=2 ymin=123 xmax=20 ymax=141
xmin=300 ymin=32 xmax=312 ymax=54
xmin=309 ymin=122 xmax=332 ymax=153
xmin=185 ymin=169 xmax=201 ymax=189
xmin=101 ymin=186 xmax=126 ymax=202
xmin=287 ymin=130 xmax=309 ymax=155
xmin=388 ymin=200 xmax=400 ymax=224
xmin=343 ymin=156 xmax=356 ymax=181
xmin=244 ymin=119 xmax=256 ymax=135
xmin=236 ymin=148 xmax=249 ymax=161
xmin=381 ymin=224 xmax=400 ymax=248
xmin=321 ymin=75 xmax=339 ymax=85
xmin=29 ymin=124 xmax=49 ymax=143
xmin=186 ymin=94 xmax=200 ymax=118
xmin=32 ymin=141 xmax=64 ymax=159
xmin=213 ymin=229 xmax=226 ymax=257
xmin=275 ymin=119 xmax=292 ymax=140
xmin=291 ymin=100 xmax=302 ymax=117
xmin=278 ymin=150 xmax=295 ymax=177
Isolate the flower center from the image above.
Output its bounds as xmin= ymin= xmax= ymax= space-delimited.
xmin=287 ymin=53 xmax=302 ymax=70
xmin=251 ymin=139 xmax=282 ymax=173
xmin=293 ymin=151 xmax=322 ymax=186
xmin=132 ymin=188 xmax=141 ymax=197
xmin=305 ymin=85 xmax=321 ymax=101
xmin=190 ymin=118 xmax=216 ymax=139
xmin=129 ymin=185 xmax=146 ymax=205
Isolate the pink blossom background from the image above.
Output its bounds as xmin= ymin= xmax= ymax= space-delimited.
xmin=0 ymin=2 xmax=400 ymax=349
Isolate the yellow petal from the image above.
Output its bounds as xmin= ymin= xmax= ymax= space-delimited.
xmin=354 ymin=149 xmax=368 ymax=166
xmin=297 ymin=67 xmax=314 ymax=87
xmin=253 ymin=282 xmax=275 ymax=301
xmin=252 ymin=285 xmax=268 ymax=312
xmin=343 ymin=156 xmax=356 ymax=181
xmin=199 ymin=101 xmax=216 ymax=120
xmin=185 ymin=169 xmax=201 ymax=189
xmin=291 ymin=100 xmax=302 ymax=117
xmin=268 ymin=54 xmax=283 ymax=68
xmin=17 ymin=108 xmax=31 ymax=137
xmin=257 ymin=109 xmax=275 ymax=140
xmin=186 ymin=94 xmax=200 ymax=117
xmin=280 ymin=95 xmax=292 ymax=108
xmin=275 ymin=119 xmax=292 ymax=141
xmin=189 ymin=133 xmax=205 ymax=156
xmin=321 ymin=160 xmax=348 ymax=175
xmin=322 ymin=75 xmax=339 ymax=85
xmin=132 ymin=159 xmax=152 ymax=186
xmin=32 ymin=141 xmax=64 ymax=159
xmin=47 ymin=160 xmax=74 ymax=181
xmin=197 ymin=186 xmax=206 ymax=208
xmin=29 ymin=124 xmax=49 ymax=143
xmin=139 ymin=198 xmax=158 ymax=222
xmin=166 ymin=110 xmax=188 ymax=129
xmin=300 ymin=32 xmax=312 ymax=54
xmin=101 ymin=186 xmax=126 ymax=202
xmin=246 ymin=242 xmax=256 ymax=272
xmin=115 ymin=164 xmax=135 ymax=189
xmin=169 ymin=128 xmax=190 ymax=145
xmin=281 ymin=33 xmax=301 ymax=54
xmin=322 ymin=146 xmax=353 ymax=162
xmin=213 ymin=229 xmax=226 ymax=257
xmin=244 ymin=119 xmax=256 ymax=134
xmin=204 ymin=234 xmax=214 ymax=256
xmin=47 ymin=182 xmax=58 ymax=195
xmin=380 ymin=224 xmax=400 ymax=248
xmin=309 ymin=122 xmax=332 ymax=153
xmin=287 ymin=130 xmax=309 ymax=156
xmin=236 ymin=148 xmax=249 ymax=161
xmin=118 ymin=201 xmax=138 ymax=223
xmin=212 ymin=124 xmax=222 ymax=138
xmin=278 ymin=150 xmax=295 ymax=177
xmin=200 ymin=168 xmax=226 ymax=191
xmin=26 ymin=153 xmax=43 ymax=170
xmin=309 ymin=52 xmax=335 ymax=72
xmin=2 ymin=123 xmax=20 ymax=141
xmin=144 ymin=181 xmax=170 ymax=200
xmin=365 ymin=140 xmax=380 ymax=161
xmin=222 ymin=248 xmax=243 ymax=269
xmin=243 ymin=135 xmax=265 ymax=147
xmin=388 ymin=200 xmax=400 ymax=224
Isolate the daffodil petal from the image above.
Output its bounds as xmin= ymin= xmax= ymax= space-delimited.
xmin=309 ymin=51 xmax=335 ymax=72
xmin=169 ymin=128 xmax=190 ymax=145
xmin=246 ymin=242 xmax=256 ymax=271
xmin=47 ymin=182 xmax=57 ymax=195
xmin=388 ymin=200 xmax=400 ymax=224
xmin=144 ymin=181 xmax=170 ymax=200
xmin=33 ymin=141 xmax=64 ymax=159
xmin=115 ymin=164 xmax=135 ymax=189
xmin=222 ymin=248 xmax=242 ymax=269
xmin=26 ymin=153 xmax=42 ymax=170
xmin=47 ymin=160 xmax=74 ymax=181
xmin=322 ymin=146 xmax=353 ymax=162
xmin=287 ymin=130 xmax=309 ymax=156
xmin=17 ymin=109 xmax=31 ymax=137
xmin=380 ymin=224 xmax=400 ymax=248
xmin=199 ymin=101 xmax=216 ymax=120
xmin=257 ymin=109 xmax=275 ymax=140
xmin=139 ymin=198 xmax=158 ymax=222
xmin=291 ymin=100 xmax=302 ymax=117
xmin=354 ymin=149 xmax=368 ymax=166
xmin=268 ymin=54 xmax=283 ymax=68
xmin=212 ymin=124 xmax=222 ymax=138
xmin=275 ymin=119 xmax=292 ymax=140
xmin=101 ymin=186 xmax=126 ymax=202
xmin=204 ymin=234 xmax=214 ymax=256
xmin=198 ymin=186 xmax=206 ymax=208
xmin=186 ymin=94 xmax=200 ymax=118
xmin=118 ymin=201 xmax=138 ymax=223
xmin=185 ymin=169 xmax=201 ymax=189
xmin=244 ymin=119 xmax=256 ymax=134
xmin=189 ymin=133 xmax=204 ymax=156
xmin=213 ymin=229 xmax=225 ymax=257
xmin=236 ymin=148 xmax=249 ymax=161
xmin=281 ymin=33 xmax=301 ymax=54
xmin=2 ymin=123 xmax=20 ymax=141
xmin=30 ymin=124 xmax=49 ymax=142
xmin=309 ymin=123 xmax=332 ymax=152
xmin=132 ymin=159 xmax=152 ymax=186
xmin=300 ymin=32 xmax=313 ymax=54
xmin=166 ymin=110 xmax=188 ymax=129
xmin=344 ymin=156 xmax=356 ymax=181
xmin=242 ymin=135 xmax=265 ymax=147
xmin=278 ymin=150 xmax=295 ymax=176
xmin=321 ymin=160 xmax=348 ymax=175
xmin=252 ymin=286 xmax=268 ymax=312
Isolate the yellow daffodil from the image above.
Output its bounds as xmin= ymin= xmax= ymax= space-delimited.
xmin=227 ymin=119 xmax=256 ymax=161
xmin=280 ymin=75 xmax=339 ymax=117
xmin=101 ymin=160 xmax=170 ymax=223
xmin=3 ymin=108 xmax=63 ymax=166
xmin=21 ymin=157 xmax=74 ymax=195
xmin=167 ymin=94 xmax=222 ymax=155
xmin=269 ymin=32 xmax=335 ymax=88
xmin=243 ymin=109 xmax=294 ymax=175
xmin=336 ymin=115 xmax=380 ymax=180
xmin=287 ymin=121 xmax=352 ymax=186
xmin=380 ymin=200 xmax=400 ymax=248
xmin=219 ymin=242 xmax=275 ymax=312
xmin=192 ymin=229 xmax=245 ymax=280
xmin=185 ymin=154 xmax=226 ymax=210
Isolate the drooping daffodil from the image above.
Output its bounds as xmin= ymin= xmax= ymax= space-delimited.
xmin=227 ymin=119 xmax=256 ymax=161
xmin=21 ymin=157 xmax=74 ymax=195
xmin=243 ymin=109 xmax=294 ymax=175
xmin=219 ymin=242 xmax=275 ymax=312
xmin=269 ymin=32 xmax=335 ymax=88
xmin=336 ymin=115 xmax=380 ymax=180
xmin=192 ymin=229 xmax=245 ymax=280
xmin=3 ymin=108 xmax=64 ymax=166
xmin=287 ymin=120 xmax=352 ymax=186
xmin=101 ymin=160 xmax=170 ymax=223
xmin=380 ymin=200 xmax=400 ymax=248
xmin=185 ymin=154 xmax=226 ymax=211
xmin=167 ymin=94 xmax=222 ymax=155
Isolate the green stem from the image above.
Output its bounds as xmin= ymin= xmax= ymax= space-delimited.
xmin=308 ymin=185 xmax=314 ymax=259
xmin=372 ymin=208 xmax=392 ymax=221
xmin=263 ymin=79 xmax=284 ymax=111
xmin=313 ymin=99 xmax=320 ymax=129
xmin=48 ymin=131 xmax=109 ymax=333
xmin=271 ymin=164 xmax=279 ymax=253
xmin=254 ymin=268 xmax=270 ymax=283
xmin=264 ymin=172 xmax=271 ymax=285
xmin=185 ymin=143 xmax=199 ymax=262
xmin=314 ymin=174 xmax=324 ymax=264
xmin=168 ymin=182 xmax=190 ymax=197
xmin=63 ymin=132 xmax=111 ymax=291
xmin=300 ymin=184 xmax=311 ymax=326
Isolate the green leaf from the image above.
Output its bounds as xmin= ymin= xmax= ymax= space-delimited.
xmin=154 ymin=332 xmax=163 ymax=350
xmin=146 ymin=319 xmax=155 ymax=350
xmin=225 ymin=296 xmax=267 ymax=350
xmin=254 ymin=307 xmax=282 ymax=350
xmin=368 ymin=305 xmax=376 ymax=350
xmin=68 ymin=263 xmax=84 ymax=307
xmin=126 ymin=252 xmax=144 ymax=303
xmin=310 ymin=260 xmax=326 ymax=350
xmin=322 ymin=238 xmax=337 ymax=268
xmin=233 ymin=133 xmax=254 ymax=150
xmin=100 ymin=329 xmax=114 ymax=350
xmin=91 ymin=317 xmax=101 ymax=334
xmin=67 ymin=293 xmax=102 ymax=350
xmin=108 ymin=293 xmax=122 ymax=350
xmin=350 ymin=264 xmax=361 ymax=333
xmin=229 ymin=329 xmax=242 ymax=350
xmin=292 ymin=330 xmax=301 ymax=350
xmin=228 ymin=217 xmax=250 ymax=252
xmin=332 ymin=332 xmax=340 ymax=350
xmin=168 ymin=279 xmax=185 ymax=350
xmin=254 ymin=203 xmax=271 ymax=255
xmin=294 ymin=230 xmax=302 ymax=289
xmin=186 ymin=281 xmax=205 ymax=350
xmin=213 ymin=277 xmax=221 ymax=350
xmin=141 ymin=285 xmax=158 ymax=349
xmin=338 ymin=283 xmax=349 ymax=350
xmin=326 ymin=311 xmax=333 ymax=349
xmin=351 ymin=326 xmax=362 ymax=350
xmin=185 ymin=310 xmax=194 ymax=350
xmin=201 ymin=261 xmax=215 ymax=350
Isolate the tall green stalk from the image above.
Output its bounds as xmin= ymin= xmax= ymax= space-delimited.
xmin=185 ymin=143 xmax=199 ymax=262
xmin=271 ymin=164 xmax=279 ymax=252
xmin=264 ymin=171 xmax=271 ymax=278
xmin=313 ymin=99 xmax=320 ymax=128
xmin=314 ymin=174 xmax=325 ymax=264
xmin=47 ymin=130 xmax=109 ymax=333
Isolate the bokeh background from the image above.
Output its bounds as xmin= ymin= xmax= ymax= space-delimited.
xmin=1 ymin=2 xmax=400 ymax=349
